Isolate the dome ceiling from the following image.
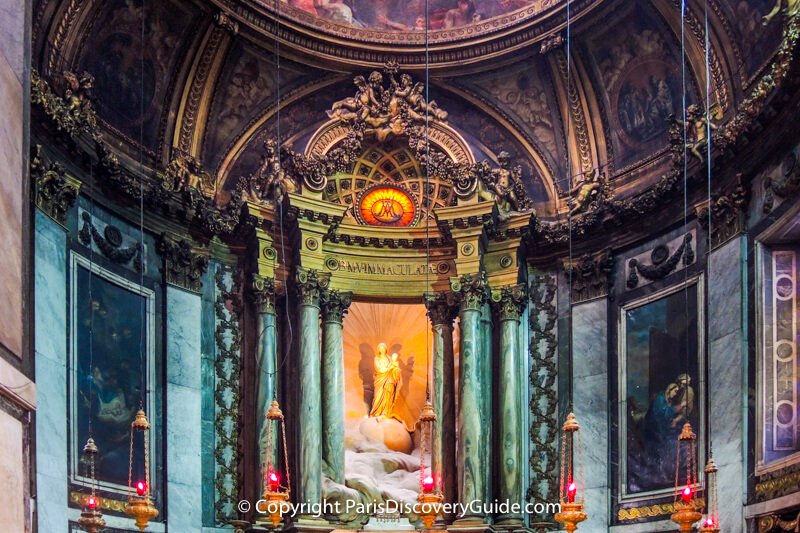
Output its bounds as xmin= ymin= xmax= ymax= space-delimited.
xmin=31 ymin=0 xmax=791 ymax=218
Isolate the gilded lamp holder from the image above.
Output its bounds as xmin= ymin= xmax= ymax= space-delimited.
xmin=416 ymin=401 xmax=442 ymax=529
xmin=554 ymin=413 xmax=587 ymax=533
xmin=77 ymin=437 xmax=106 ymax=533
xmin=670 ymin=422 xmax=701 ymax=533
xmin=259 ymin=400 xmax=292 ymax=529
xmin=125 ymin=409 xmax=159 ymax=531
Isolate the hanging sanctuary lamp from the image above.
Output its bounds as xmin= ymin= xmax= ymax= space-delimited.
xmin=124 ymin=409 xmax=159 ymax=530
xmin=554 ymin=413 xmax=587 ymax=532
xmin=258 ymin=400 xmax=292 ymax=528
xmin=77 ymin=437 xmax=106 ymax=532
xmin=416 ymin=401 xmax=442 ymax=529
xmin=669 ymin=423 xmax=701 ymax=532
xmin=699 ymin=455 xmax=719 ymax=533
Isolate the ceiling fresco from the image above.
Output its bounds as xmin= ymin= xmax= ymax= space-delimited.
xmin=32 ymin=0 xmax=792 ymax=215
xmin=76 ymin=0 xmax=200 ymax=156
xmin=279 ymin=0 xmax=546 ymax=31
xmin=579 ymin=1 xmax=699 ymax=171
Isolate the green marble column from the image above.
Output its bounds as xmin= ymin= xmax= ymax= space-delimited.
xmin=294 ymin=268 xmax=327 ymax=513
xmin=320 ymin=289 xmax=352 ymax=485
xmin=424 ymin=293 xmax=458 ymax=516
xmin=450 ymin=274 xmax=488 ymax=523
xmin=490 ymin=285 xmax=527 ymax=525
xmin=249 ymin=275 xmax=278 ymax=481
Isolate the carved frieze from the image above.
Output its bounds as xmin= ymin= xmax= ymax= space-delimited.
xmin=31 ymin=145 xmax=80 ymax=224
xmin=157 ymin=234 xmax=209 ymax=293
xmin=564 ymin=250 xmax=613 ymax=303
xmin=450 ymin=272 xmax=489 ymax=312
xmin=320 ymin=289 xmax=353 ymax=324
xmin=755 ymin=461 xmax=800 ymax=503
xmin=424 ymin=292 xmax=459 ymax=327
xmin=490 ymin=283 xmax=527 ymax=321
xmin=78 ymin=210 xmax=144 ymax=272
xmin=625 ymin=232 xmax=696 ymax=290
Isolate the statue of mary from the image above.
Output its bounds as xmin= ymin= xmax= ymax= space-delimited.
xmin=369 ymin=342 xmax=401 ymax=419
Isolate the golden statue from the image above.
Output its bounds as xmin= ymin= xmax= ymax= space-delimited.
xmin=369 ymin=342 xmax=401 ymax=419
xmin=763 ymin=0 xmax=800 ymax=25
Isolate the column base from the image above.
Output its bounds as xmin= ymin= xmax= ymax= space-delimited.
xmin=448 ymin=517 xmax=492 ymax=533
xmin=492 ymin=517 xmax=524 ymax=529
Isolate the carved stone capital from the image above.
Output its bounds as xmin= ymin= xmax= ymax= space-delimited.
xmin=32 ymin=146 xmax=80 ymax=224
xmin=321 ymin=290 xmax=352 ymax=324
xmin=248 ymin=274 xmax=278 ymax=314
xmin=294 ymin=268 xmax=329 ymax=307
xmin=157 ymin=234 xmax=209 ymax=293
xmin=564 ymin=250 xmax=613 ymax=303
xmin=490 ymin=283 xmax=527 ymax=321
xmin=424 ymin=292 xmax=458 ymax=327
xmin=213 ymin=11 xmax=239 ymax=34
xmin=697 ymin=174 xmax=750 ymax=249
xmin=450 ymin=272 xmax=488 ymax=312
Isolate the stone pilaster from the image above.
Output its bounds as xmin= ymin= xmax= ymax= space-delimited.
xmin=320 ymin=289 xmax=352 ymax=485
xmin=158 ymin=234 xmax=209 ymax=293
xmin=425 ymin=292 xmax=458 ymax=518
xmin=490 ymin=284 xmax=526 ymax=525
xmin=293 ymin=268 xmax=328 ymax=516
xmin=450 ymin=273 xmax=489 ymax=524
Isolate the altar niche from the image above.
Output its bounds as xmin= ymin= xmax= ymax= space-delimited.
xmin=321 ymin=300 xmax=458 ymax=524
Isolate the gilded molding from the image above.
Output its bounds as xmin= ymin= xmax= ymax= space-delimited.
xmin=69 ymin=490 xmax=127 ymax=514
xmin=31 ymin=69 xmax=100 ymax=142
xmin=553 ymin=49 xmax=594 ymax=174
xmin=31 ymin=145 xmax=80 ymax=225
xmin=490 ymin=283 xmax=527 ymax=321
xmin=450 ymin=272 xmax=489 ymax=312
xmin=157 ymin=234 xmax=209 ymax=293
xmin=424 ymin=292 xmax=459 ymax=327
xmin=47 ymin=0 xmax=86 ymax=75
xmin=617 ymin=498 xmax=704 ymax=521
xmin=320 ymin=289 xmax=353 ymax=324
xmin=755 ymin=461 xmax=800 ymax=502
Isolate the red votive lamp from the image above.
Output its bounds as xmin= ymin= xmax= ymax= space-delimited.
xmin=422 ymin=475 xmax=434 ymax=493
xmin=136 ymin=481 xmax=146 ymax=496
xmin=705 ymin=517 xmax=714 ymax=527
xmin=87 ymin=496 xmax=97 ymax=509
xmin=681 ymin=486 xmax=692 ymax=504
xmin=567 ymin=482 xmax=577 ymax=503
xmin=268 ymin=470 xmax=280 ymax=492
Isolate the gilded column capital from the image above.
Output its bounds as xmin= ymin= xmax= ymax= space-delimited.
xmin=450 ymin=272 xmax=488 ymax=312
xmin=248 ymin=274 xmax=279 ymax=314
xmin=294 ymin=268 xmax=329 ymax=307
xmin=424 ymin=292 xmax=459 ymax=327
xmin=490 ymin=283 xmax=527 ymax=322
xmin=321 ymin=289 xmax=352 ymax=324
xmin=157 ymin=234 xmax=209 ymax=293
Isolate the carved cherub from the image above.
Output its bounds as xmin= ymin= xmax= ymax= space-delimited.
xmin=405 ymin=83 xmax=448 ymax=122
xmin=250 ymin=139 xmax=297 ymax=204
xmin=673 ymin=104 xmax=717 ymax=161
xmin=477 ymin=152 xmax=526 ymax=215
xmin=63 ymin=70 xmax=94 ymax=116
xmin=763 ymin=0 xmax=800 ymax=25
xmin=568 ymin=168 xmax=603 ymax=215
xmin=163 ymin=151 xmax=212 ymax=195
xmin=327 ymin=75 xmax=371 ymax=122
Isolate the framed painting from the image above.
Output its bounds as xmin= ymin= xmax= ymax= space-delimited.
xmin=69 ymin=252 xmax=156 ymax=494
xmin=617 ymin=276 xmax=705 ymax=501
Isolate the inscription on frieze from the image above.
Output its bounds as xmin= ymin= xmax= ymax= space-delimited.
xmin=325 ymin=258 xmax=450 ymax=276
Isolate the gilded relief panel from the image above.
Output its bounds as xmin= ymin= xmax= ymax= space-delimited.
xmin=78 ymin=0 xmax=199 ymax=153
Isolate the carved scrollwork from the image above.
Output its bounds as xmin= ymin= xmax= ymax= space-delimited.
xmin=78 ymin=211 xmax=143 ymax=271
xmin=157 ymin=234 xmax=209 ymax=293
xmin=564 ymin=250 xmax=614 ymax=303
xmin=31 ymin=70 xmax=100 ymax=142
xmin=320 ymin=289 xmax=353 ymax=324
xmin=450 ymin=272 xmax=489 ymax=312
xmin=424 ymin=292 xmax=459 ymax=327
xmin=294 ymin=268 xmax=330 ymax=307
xmin=162 ymin=150 xmax=214 ymax=200
xmin=490 ymin=283 xmax=527 ymax=321
xmin=697 ymin=173 xmax=749 ymax=248
xmin=626 ymin=233 xmax=695 ymax=290
xmin=247 ymin=274 xmax=278 ymax=314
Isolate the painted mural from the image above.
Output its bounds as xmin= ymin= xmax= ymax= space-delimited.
xmin=281 ymin=0 xmax=540 ymax=30
xmin=203 ymin=43 xmax=311 ymax=171
xmin=72 ymin=260 xmax=151 ymax=491
xmin=467 ymin=58 xmax=566 ymax=190
xmin=582 ymin=3 xmax=695 ymax=170
xmin=719 ymin=0 xmax=783 ymax=82
xmin=79 ymin=0 xmax=198 ymax=153
xmin=622 ymin=282 xmax=701 ymax=496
